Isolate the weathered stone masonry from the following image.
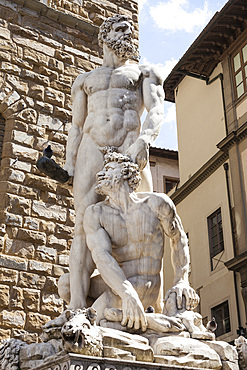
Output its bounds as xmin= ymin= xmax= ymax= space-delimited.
xmin=0 ymin=0 xmax=138 ymax=343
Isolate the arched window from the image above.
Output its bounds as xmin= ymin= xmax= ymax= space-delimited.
xmin=0 ymin=114 xmax=5 ymax=166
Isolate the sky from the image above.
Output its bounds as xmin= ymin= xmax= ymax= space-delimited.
xmin=138 ymin=0 xmax=228 ymax=150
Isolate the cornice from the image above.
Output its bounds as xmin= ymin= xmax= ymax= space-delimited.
xmin=2 ymin=0 xmax=98 ymax=36
xmin=217 ymin=121 xmax=247 ymax=152
xmin=172 ymin=121 xmax=247 ymax=206
xmin=171 ymin=150 xmax=228 ymax=205
xmin=225 ymin=251 xmax=247 ymax=273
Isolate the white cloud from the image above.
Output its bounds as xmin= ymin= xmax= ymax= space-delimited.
xmin=138 ymin=0 xmax=149 ymax=12
xmin=150 ymin=0 xmax=212 ymax=33
xmin=142 ymin=57 xmax=178 ymax=79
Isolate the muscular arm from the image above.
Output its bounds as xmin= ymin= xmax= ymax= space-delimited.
xmin=126 ymin=66 xmax=164 ymax=169
xmin=84 ymin=205 xmax=147 ymax=330
xmin=152 ymin=194 xmax=199 ymax=310
xmin=64 ymin=73 xmax=89 ymax=176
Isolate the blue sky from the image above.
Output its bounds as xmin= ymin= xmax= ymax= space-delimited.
xmin=138 ymin=0 xmax=228 ymax=150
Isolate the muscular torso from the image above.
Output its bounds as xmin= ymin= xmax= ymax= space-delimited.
xmin=82 ymin=64 xmax=144 ymax=149
xmin=99 ymin=196 xmax=164 ymax=305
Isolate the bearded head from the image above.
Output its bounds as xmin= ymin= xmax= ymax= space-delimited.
xmin=98 ymin=14 xmax=139 ymax=61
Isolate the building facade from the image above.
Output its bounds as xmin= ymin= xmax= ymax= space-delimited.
xmin=149 ymin=147 xmax=179 ymax=194
xmin=164 ymin=0 xmax=247 ymax=343
xmin=0 ymin=0 xmax=138 ymax=342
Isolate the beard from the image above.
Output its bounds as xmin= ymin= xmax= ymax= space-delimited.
xmin=105 ymin=35 xmax=139 ymax=61
xmin=95 ymin=176 xmax=122 ymax=195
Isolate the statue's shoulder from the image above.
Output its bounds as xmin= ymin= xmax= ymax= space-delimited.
xmin=139 ymin=64 xmax=164 ymax=84
xmin=71 ymin=71 xmax=92 ymax=94
xmin=147 ymin=192 xmax=175 ymax=215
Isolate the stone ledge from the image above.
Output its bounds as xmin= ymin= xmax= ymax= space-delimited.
xmin=35 ymin=352 xmax=209 ymax=370
xmin=1 ymin=0 xmax=98 ymax=35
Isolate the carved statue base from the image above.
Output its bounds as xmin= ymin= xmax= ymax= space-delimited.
xmin=0 ymin=308 xmax=240 ymax=370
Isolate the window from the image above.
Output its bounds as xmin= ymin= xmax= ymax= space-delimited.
xmin=0 ymin=114 xmax=5 ymax=166
xmin=207 ymin=208 xmax=224 ymax=270
xmin=232 ymin=42 xmax=247 ymax=99
xmin=211 ymin=301 xmax=231 ymax=337
xmin=164 ymin=177 xmax=177 ymax=194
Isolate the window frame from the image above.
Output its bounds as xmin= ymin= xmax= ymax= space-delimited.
xmin=232 ymin=41 xmax=247 ymax=100
xmin=207 ymin=208 xmax=224 ymax=271
xmin=211 ymin=300 xmax=231 ymax=337
xmin=163 ymin=176 xmax=178 ymax=194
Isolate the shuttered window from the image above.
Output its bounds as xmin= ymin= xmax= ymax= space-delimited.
xmin=0 ymin=114 xmax=5 ymax=166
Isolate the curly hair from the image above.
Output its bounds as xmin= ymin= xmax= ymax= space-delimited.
xmin=103 ymin=148 xmax=141 ymax=191
xmin=98 ymin=14 xmax=133 ymax=47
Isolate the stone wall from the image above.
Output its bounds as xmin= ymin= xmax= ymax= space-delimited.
xmin=0 ymin=0 xmax=138 ymax=343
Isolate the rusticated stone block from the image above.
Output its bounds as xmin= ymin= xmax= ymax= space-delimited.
xmin=1 ymin=157 xmax=31 ymax=173
xmin=0 ymin=310 xmax=26 ymax=329
xmin=58 ymin=254 xmax=69 ymax=266
xmin=44 ymin=87 xmax=65 ymax=107
xmin=6 ymin=74 xmax=29 ymax=94
xmin=6 ymin=193 xmax=31 ymax=216
xmin=5 ymin=239 xmax=35 ymax=259
xmin=40 ymin=220 xmax=55 ymax=234
xmin=11 ymin=130 xmax=34 ymax=147
xmin=0 ymin=328 xmax=11 ymax=341
xmin=47 ymin=235 xmax=67 ymax=251
xmin=2 ymin=168 xmax=25 ymax=184
xmin=32 ymin=200 xmax=67 ymax=222
xmin=19 ymin=185 xmax=39 ymax=200
xmin=0 ymin=267 xmax=18 ymax=285
xmin=16 ymin=228 xmax=46 ymax=246
xmin=48 ymin=58 xmax=64 ymax=73
xmin=29 ymin=260 xmax=52 ymax=274
xmin=27 ymin=123 xmax=46 ymax=137
xmin=26 ymin=312 xmax=50 ymax=331
xmin=2 ymin=142 xmax=39 ymax=162
xmin=0 ymin=255 xmax=27 ymax=271
xmin=36 ymin=245 xmax=57 ymax=263
xmin=18 ymin=272 xmax=46 ymax=289
xmin=23 ymin=217 xmax=40 ymax=231
xmin=23 ymin=47 xmax=49 ymax=66
xmin=13 ymin=34 xmax=55 ymax=57
xmin=0 ymin=61 xmax=21 ymax=75
xmin=41 ymin=293 xmax=64 ymax=314
xmin=9 ymin=286 xmax=24 ymax=309
xmin=20 ymin=69 xmax=49 ymax=85
xmin=53 ymin=264 xmax=69 ymax=277
xmin=55 ymin=49 xmax=74 ymax=64
xmin=0 ymin=181 xmax=19 ymax=196
xmin=37 ymin=114 xmax=64 ymax=131
xmin=0 ymin=284 xmax=10 ymax=307
xmin=29 ymin=84 xmax=45 ymax=100
xmin=44 ymin=277 xmax=58 ymax=293
xmin=23 ymin=288 xmax=40 ymax=311
xmin=0 ymin=211 xmax=22 ymax=227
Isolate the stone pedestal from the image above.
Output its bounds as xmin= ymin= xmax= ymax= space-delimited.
xmin=35 ymin=353 xmax=205 ymax=370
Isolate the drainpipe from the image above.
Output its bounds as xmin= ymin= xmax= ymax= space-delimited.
xmin=223 ymin=162 xmax=241 ymax=329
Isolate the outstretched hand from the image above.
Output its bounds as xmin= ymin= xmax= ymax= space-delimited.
xmin=126 ymin=138 xmax=149 ymax=170
xmin=121 ymin=292 xmax=147 ymax=331
xmin=165 ymin=281 xmax=199 ymax=311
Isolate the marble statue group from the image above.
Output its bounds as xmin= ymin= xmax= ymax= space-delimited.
xmin=61 ymin=13 xmax=200 ymax=322
xmin=1 ymin=13 xmax=244 ymax=370
xmin=58 ymin=13 xmax=209 ymax=336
